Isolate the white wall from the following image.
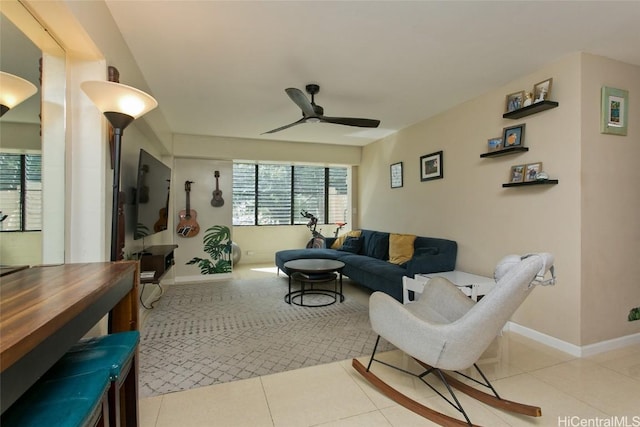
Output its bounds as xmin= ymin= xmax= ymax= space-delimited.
xmin=172 ymin=158 xmax=233 ymax=281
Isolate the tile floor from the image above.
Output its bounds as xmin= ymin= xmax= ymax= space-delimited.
xmin=139 ymin=264 xmax=640 ymax=426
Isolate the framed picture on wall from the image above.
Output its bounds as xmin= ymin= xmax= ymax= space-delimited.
xmin=601 ymin=86 xmax=628 ymax=136
xmin=533 ymin=78 xmax=553 ymax=103
xmin=524 ymin=162 xmax=543 ymax=182
xmin=390 ymin=162 xmax=403 ymax=188
xmin=505 ymin=90 xmax=525 ymax=112
xmin=502 ymin=123 xmax=526 ymax=148
xmin=487 ymin=137 xmax=503 ymax=152
xmin=509 ymin=165 xmax=525 ymax=183
xmin=420 ymin=151 xmax=443 ymax=182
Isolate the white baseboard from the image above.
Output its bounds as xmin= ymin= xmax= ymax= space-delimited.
xmin=505 ymin=321 xmax=640 ymax=357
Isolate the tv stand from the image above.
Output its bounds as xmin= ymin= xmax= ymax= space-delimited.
xmin=136 ymin=244 xmax=178 ymax=308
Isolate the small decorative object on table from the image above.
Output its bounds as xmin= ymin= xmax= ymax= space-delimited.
xmin=535 ymin=170 xmax=549 ymax=181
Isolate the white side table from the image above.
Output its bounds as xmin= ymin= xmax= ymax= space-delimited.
xmin=403 ymin=270 xmax=495 ymax=303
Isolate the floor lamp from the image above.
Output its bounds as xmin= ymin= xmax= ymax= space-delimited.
xmin=0 ymin=71 xmax=38 ymax=117
xmin=81 ymin=81 xmax=158 ymax=261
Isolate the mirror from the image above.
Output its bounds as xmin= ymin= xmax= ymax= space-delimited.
xmin=0 ymin=4 xmax=66 ymax=265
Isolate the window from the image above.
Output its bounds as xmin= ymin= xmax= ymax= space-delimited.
xmin=0 ymin=153 xmax=42 ymax=231
xmin=233 ymin=163 xmax=348 ymax=226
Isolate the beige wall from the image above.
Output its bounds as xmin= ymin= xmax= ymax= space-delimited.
xmin=359 ymin=53 xmax=640 ymax=346
xmin=172 ymin=157 xmax=233 ymax=281
xmin=360 ymin=54 xmax=584 ymax=345
xmin=580 ymin=54 xmax=640 ymax=345
xmin=173 ymin=133 xmax=361 ymax=165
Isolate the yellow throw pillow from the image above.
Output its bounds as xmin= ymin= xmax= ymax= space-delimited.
xmin=388 ymin=233 xmax=416 ymax=264
xmin=331 ymin=230 xmax=362 ymax=249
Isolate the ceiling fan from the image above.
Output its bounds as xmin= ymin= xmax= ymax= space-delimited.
xmin=263 ymin=84 xmax=380 ymax=134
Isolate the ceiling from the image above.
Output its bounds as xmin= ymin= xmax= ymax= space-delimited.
xmin=100 ymin=2 xmax=640 ymax=146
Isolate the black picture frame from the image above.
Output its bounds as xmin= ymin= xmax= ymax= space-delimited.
xmin=502 ymin=123 xmax=526 ymax=148
xmin=420 ymin=151 xmax=443 ymax=182
xmin=390 ymin=162 xmax=403 ymax=188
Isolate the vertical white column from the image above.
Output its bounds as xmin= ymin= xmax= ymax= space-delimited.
xmin=40 ymin=52 xmax=66 ymax=264
xmin=65 ymin=57 xmax=109 ymax=262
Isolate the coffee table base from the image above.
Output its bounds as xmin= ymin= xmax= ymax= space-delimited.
xmin=285 ymin=272 xmax=344 ymax=307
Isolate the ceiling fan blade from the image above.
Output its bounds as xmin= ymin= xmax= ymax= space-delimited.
xmin=262 ymin=117 xmax=307 ymax=134
xmin=321 ymin=116 xmax=380 ymax=128
xmin=285 ymin=87 xmax=317 ymax=117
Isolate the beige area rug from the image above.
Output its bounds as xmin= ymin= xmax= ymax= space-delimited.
xmin=139 ymin=276 xmax=394 ymax=397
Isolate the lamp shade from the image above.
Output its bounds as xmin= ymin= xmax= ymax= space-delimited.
xmin=80 ymin=80 xmax=158 ymax=119
xmin=0 ymin=71 xmax=38 ymax=110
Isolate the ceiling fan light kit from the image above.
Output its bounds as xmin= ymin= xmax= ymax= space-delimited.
xmin=263 ymin=84 xmax=380 ymax=134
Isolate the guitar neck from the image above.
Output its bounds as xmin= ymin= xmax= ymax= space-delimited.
xmin=184 ymin=181 xmax=193 ymax=217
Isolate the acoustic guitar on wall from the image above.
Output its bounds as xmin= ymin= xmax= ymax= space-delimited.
xmin=176 ymin=180 xmax=200 ymax=238
xmin=210 ymin=170 xmax=224 ymax=207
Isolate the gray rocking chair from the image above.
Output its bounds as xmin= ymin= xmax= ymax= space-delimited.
xmin=353 ymin=253 xmax=556 ymax=426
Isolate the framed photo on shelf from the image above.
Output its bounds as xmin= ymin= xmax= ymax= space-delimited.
xmin=524 ymin=162 xmax=543 ymax=182
xmin=600 ymin=86 xmax=628 ymax=136
xmin=509 ymin=165 xmax=525 ymax=183
xmin=487 ymin=137 xmax=503 ymax=152
xmin=390 ymin=162 xmax=403 ymax=188
xmin=502 ymin=123 xmax=526 ymax=148
xmin=533 ymin=78 xmax=553 ymax=103
xmin=420 ymin=151 xmax=443 ymax=182
xmin=505 ymin=90 xmax=525 ymax=112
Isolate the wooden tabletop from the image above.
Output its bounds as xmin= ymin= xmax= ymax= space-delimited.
xmin=0 ymin=262 xmax=137 ymax=371
xmin=0 ymin=261 xmax=139 ymax=413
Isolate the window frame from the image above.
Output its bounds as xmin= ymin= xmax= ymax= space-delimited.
xmin=232 ymin=163 xmax=348 ymax=227
xmin=0 ymin=153 xmax=42 ymax=232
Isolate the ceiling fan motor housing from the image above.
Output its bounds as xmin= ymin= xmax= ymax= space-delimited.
xmin=305 ymin=84 xmax=320 ymax=96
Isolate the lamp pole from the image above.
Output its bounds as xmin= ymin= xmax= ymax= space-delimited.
xmin=107 ymin=116 xmax=133 ymax=261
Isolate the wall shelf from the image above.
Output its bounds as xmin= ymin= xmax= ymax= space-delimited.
xmin=136 ymin=244 xmax=178 ymax=284
xmin=480 ymin=146 xmax=529 ymax=158
xmin=503 ymin=101 xmax=559 ymax=119
xmin=502 ymin=179 xmax=558 ymax=188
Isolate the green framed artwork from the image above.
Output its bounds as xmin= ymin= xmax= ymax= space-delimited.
xmin=601 ymin=86 xmax=628 ymax=136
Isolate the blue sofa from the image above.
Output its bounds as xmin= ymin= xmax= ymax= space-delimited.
xmin=275 ymin=229 xmax=457 ymax=302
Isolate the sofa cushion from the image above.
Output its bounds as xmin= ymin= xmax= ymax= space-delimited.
xmin=338 ymin=236 xmax=363 ymax=253
xmin=405 ymin=246 xmax=458 ymax=276
xmin=388 ymin=233 xmax=416 ymax=265
xmin=360 ymin=230 xmax=389 ymax=260
xmin=331 ymin=230 xmax=362 ymax=249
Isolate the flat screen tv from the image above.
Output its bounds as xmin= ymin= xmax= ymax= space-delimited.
xmin=134 ymin=149 xmax=171 ymax=240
